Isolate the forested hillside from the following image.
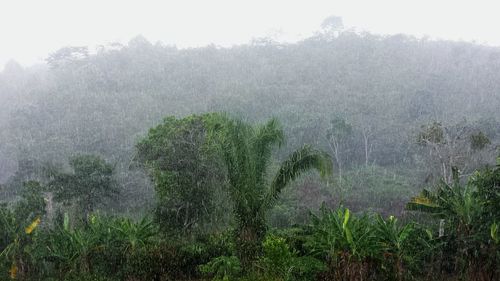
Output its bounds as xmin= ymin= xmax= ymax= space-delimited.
xmin=1 ymin=31 xmax=499 ymax=218
xmin=1 ymin=27 xmax=500 ymax=281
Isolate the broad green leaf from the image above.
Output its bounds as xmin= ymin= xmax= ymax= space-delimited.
xmin=491 ymin=222 xmax=499 ymax=244
xmin=343 ymin=208 xmax=350 ymax=229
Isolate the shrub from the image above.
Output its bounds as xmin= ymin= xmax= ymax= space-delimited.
xmin=257 ymin=234 xmax=325 ymax=281
xmin=373 ymin=214 xmax=433 ymax=280
xmin=305 ymin=206 xmax=380 ymax=281
xmin=200 ymin=255 xmax=242 ymax=281
xmin=259 ymin=235 xmax=295 ymax=279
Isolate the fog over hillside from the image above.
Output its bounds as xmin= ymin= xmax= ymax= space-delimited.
xmin=1 ymin=28 xmax=499 ymax=216
xmin=1 ymin=2 xmax=500 ymax=280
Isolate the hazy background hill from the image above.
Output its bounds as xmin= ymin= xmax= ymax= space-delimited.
xmin=1 ymin=30 xmax=499 ymax=220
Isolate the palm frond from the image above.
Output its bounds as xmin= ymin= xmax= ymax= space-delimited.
xmin=252 ymin=117 xmax=285 ymax=185
xmin=266 ymin=145 xmax=332 ymax=209
xmin=207 ymin=115 xmax=250 ymax=193
xmin=406 ymin=192 xmax=440 ymax=213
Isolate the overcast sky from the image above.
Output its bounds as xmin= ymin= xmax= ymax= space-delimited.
xmin=1 ymin=0 xmax=499 ymax=69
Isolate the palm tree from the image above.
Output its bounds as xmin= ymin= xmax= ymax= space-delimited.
xmin=207 ymin=114 xmax=332 ymax=267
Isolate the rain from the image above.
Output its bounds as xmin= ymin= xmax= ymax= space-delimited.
xmin=0 ymin=1 xmax=499 ymax=280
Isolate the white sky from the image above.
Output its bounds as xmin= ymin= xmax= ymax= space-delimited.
xmin=1 ymin=0 xmax=499 ymax=69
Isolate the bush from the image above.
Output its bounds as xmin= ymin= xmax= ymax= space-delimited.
xmin=257 ymin=234 xmax=325 ymax=281
xmin=200 ymin=255 xmax=242 ymax=281
xmin=259 ymin=235 xmax=295 ymax=279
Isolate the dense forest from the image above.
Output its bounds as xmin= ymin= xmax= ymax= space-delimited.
xmin=0 ymin=28 xmax=499 ymax=280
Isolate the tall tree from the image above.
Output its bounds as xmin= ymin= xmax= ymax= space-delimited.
xmin=136 ymin=114 xmax=229 ymax=235
xmin=208 ymin=114 xmax=332 ymax=267
xmin=417 ymin=121 xmax=494 ymax=184
xmin=325 ymin=117 xmax=352 ymax=185
xmin=48 ymin=155 xmax=117 ymax=222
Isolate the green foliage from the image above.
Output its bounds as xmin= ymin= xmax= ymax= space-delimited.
xmin=256 ymin=234 xmax=326 ymax=281
xmin=491 ymin=222 xmax=499 ymax=244
xmin=2 ymin=31 xmax=500 ymax=281
xmin=200 ymin=255 xmax=242 ymax=281
xmin=136 ymin=113 xmax=229 ymax=234
xmin=406 ymin=179 xmax=482 ymax=226
xmin=269 ymin=145 xmax=332 ymax=209
xmin=259 ymin=235 xmax=295 ymax=279
xmin=0 ymin=164 xmax=498 ymax=281
xmin=374 ymin=215 xmax=414 ymax=255
xmin=28 ymin=214 xmax=157 ymax=279
xmin=207 ymin=113 xmax=332 ymax=267
xmin=306 ymin=206 xmax=379 ymax=262
xmin=339 ymin=165 xmax=413 ymax=215
xmin=415 ymin=121 xmax=496 ymax=185
xmin=417 ymin=122 xmax=444 ymax=144
xmin=13 ymin=181 xmax=46 ymax=224
xmin=469 ymin=158 xmax=500 ymax=221
xmin=111 ymin=216 xmax=157 ymax=252
xmin=3 ymin=29 xmax=500 ymax=227
xmin=56 ymin=273 xmax=119 ymax=281
xmin=304 ymin=205 xmax=440 ymax=281
xmin=373 ymin=215 xmax=431 ymax=280
xmin=470 ymin=131 xmax=491 ymax=150
xmin=49 ymin=155 xmax=117 ymax=222
xmin=0 ymin=205 xmax=16 ymax=251
xmin=407 ymin=164 xmax=500 ymax=280
xmin=305 ymin=206 xmax=380 ymax=280
xmin=327 ymin=117 xmax=353 ymax=141
xmin=118 ymin=230 xmax=234 ymax=280
xmin=0 ymin=215 xmax=41 ymax=280
xmin=0 ymin=181 xmax=46 ymax=280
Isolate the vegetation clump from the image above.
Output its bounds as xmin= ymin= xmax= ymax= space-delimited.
xmin=0 ymin=115 xmax=498 ymax=280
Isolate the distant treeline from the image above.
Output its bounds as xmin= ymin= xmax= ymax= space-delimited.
xmin=1 ymin=30 xmax=499 ymax=217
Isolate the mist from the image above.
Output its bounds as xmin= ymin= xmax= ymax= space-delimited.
xmin=0 ymin=2 xmax=499 ymax=280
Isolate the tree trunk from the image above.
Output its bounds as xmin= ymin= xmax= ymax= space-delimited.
xmin=364 ymin=132 xmax=369 ymax=166
xmin=236 ymin=222 xmax=265 ymax=270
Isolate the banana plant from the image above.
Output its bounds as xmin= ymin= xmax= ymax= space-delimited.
xmin=406 ymin=165 xmax=499 ymax=279
xmin=41 ymin=213 xmax=102 ymax=276
xmin=406 ymin=177 xmax=483 ymax=242
xmin=111 ymin=216 xmax=157 ymax=252
xmin=305 ymin=206 xmax=379 ymax=280
xmin=0 ymin=216 xmax=41 ymax=280
xmin=374 ymin=215 xmax=416 ymax=281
